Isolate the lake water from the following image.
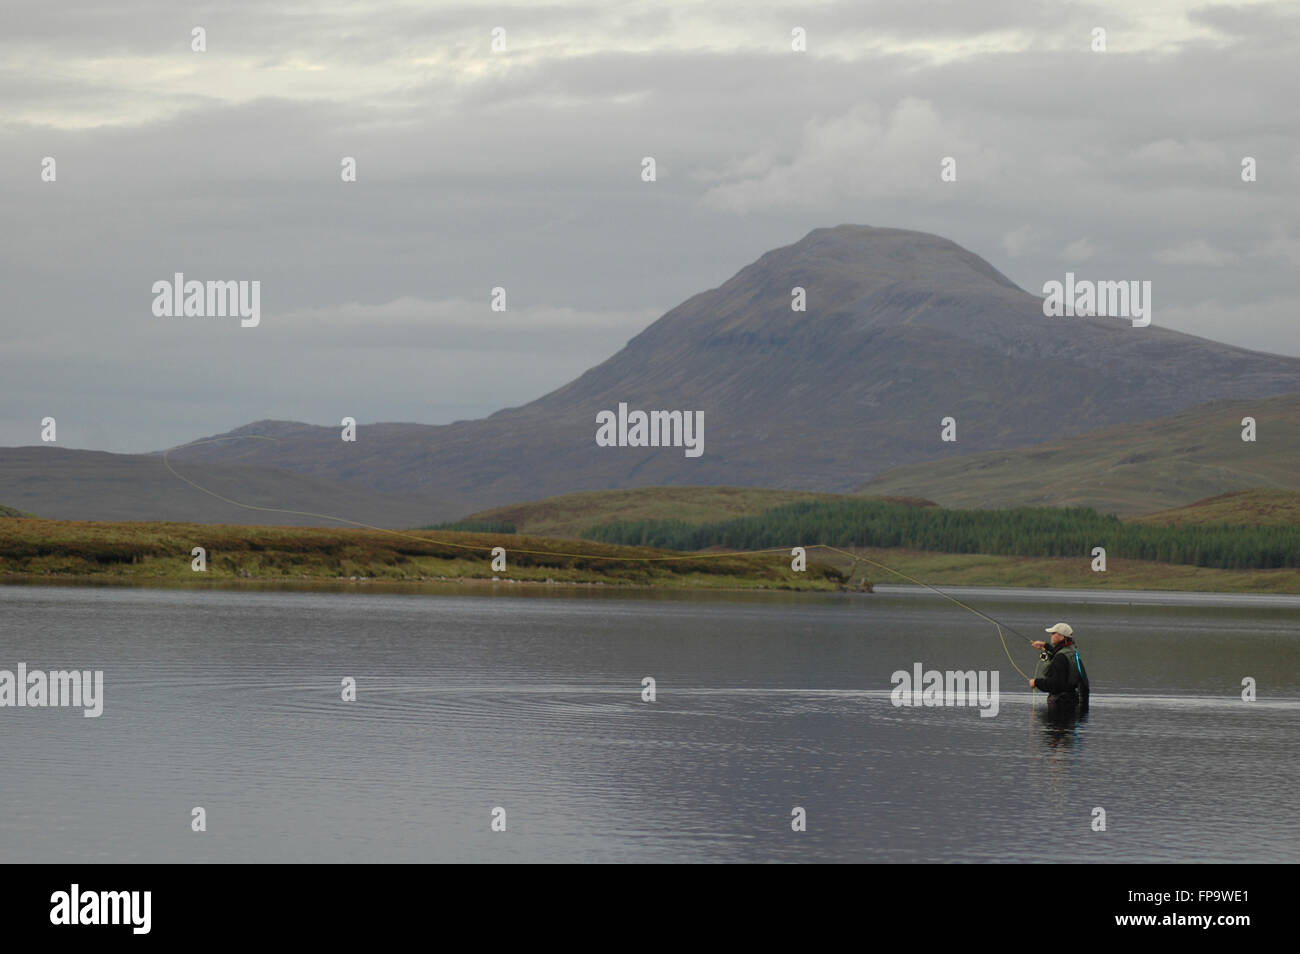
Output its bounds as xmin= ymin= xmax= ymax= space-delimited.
xmin=1 ymin=581 xmax=1296 ymax=862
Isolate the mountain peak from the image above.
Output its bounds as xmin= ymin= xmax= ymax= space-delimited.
xmin=164 ymin=226 xmax=1300 ymax=513
xmin=765 ymin=224 xmax=1023 ymax=294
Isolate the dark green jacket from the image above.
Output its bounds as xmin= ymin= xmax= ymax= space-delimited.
xmin=1035 ymin=641 xmax=1090 ymax=697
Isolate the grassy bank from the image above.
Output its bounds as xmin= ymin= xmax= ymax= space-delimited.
xmin=0 ymin=517 xmax=847 ymax=591
xmin=818 ymin=546 xmax=1300 ymax=594
xmin=2 ymin=515 xmax=1298 ymax=594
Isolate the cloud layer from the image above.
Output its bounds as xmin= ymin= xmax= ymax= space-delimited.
xmin=1 ymin=0 xmax=1297 ymax=451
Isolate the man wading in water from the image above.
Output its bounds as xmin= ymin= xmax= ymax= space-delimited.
xmin=1029 ymin=622 xmax=1090 ymax=708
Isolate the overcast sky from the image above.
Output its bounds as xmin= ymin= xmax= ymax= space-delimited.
xmin=2 ymin=0 xmax=1296 ymax=453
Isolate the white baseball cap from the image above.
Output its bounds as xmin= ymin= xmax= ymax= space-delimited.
xmin=1045 ymin=622 xmax=1074 ymax=637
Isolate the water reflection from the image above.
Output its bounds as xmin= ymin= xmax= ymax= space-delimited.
xmin=1035 ymin=700 xmax=1089 ymax=751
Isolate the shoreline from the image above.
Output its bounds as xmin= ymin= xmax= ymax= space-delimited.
xmin=0 ymin=570 xmax=859 ymax=596
xmin=872 ymin=583 xmax=1300 ymax=608
xmin=4 ymin=572 xmax=1300 ymax=608
xmin=3 ymin=516 xmax=1299 ymax=597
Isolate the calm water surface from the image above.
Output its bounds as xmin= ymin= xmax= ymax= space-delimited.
xmin=1 ymin=582 xmax=1296 ymax=862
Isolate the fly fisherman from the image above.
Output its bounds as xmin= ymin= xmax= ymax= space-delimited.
xmin=1029 ymin=623 xmax=1090 ymax=707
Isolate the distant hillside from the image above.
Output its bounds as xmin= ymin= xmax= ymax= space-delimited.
xmin=0 ymin=503 xmax=34 ymax=518
xmin=165 ymin=225 xmax=1300 ymax=514
xmin=857 ymin=394 xmax=1300 ymax=516
xmin=457 ymin=486 xmax=937 ymax=538
xmin=1133 ymin=489 xmax=1300 ymax=528
xmin=0 ymin=447 xmax=464 ymax=527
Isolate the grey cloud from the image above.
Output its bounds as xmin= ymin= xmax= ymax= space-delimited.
xmin=1 ymin=1 xmax=1297 ymax=455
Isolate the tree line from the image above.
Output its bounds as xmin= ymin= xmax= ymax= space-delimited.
xmin=583 ymin=500 xmax=1300 ymax=570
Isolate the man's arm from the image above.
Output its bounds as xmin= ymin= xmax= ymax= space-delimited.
xmin=1034 ymin=653 xmax=1070 ymax=693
